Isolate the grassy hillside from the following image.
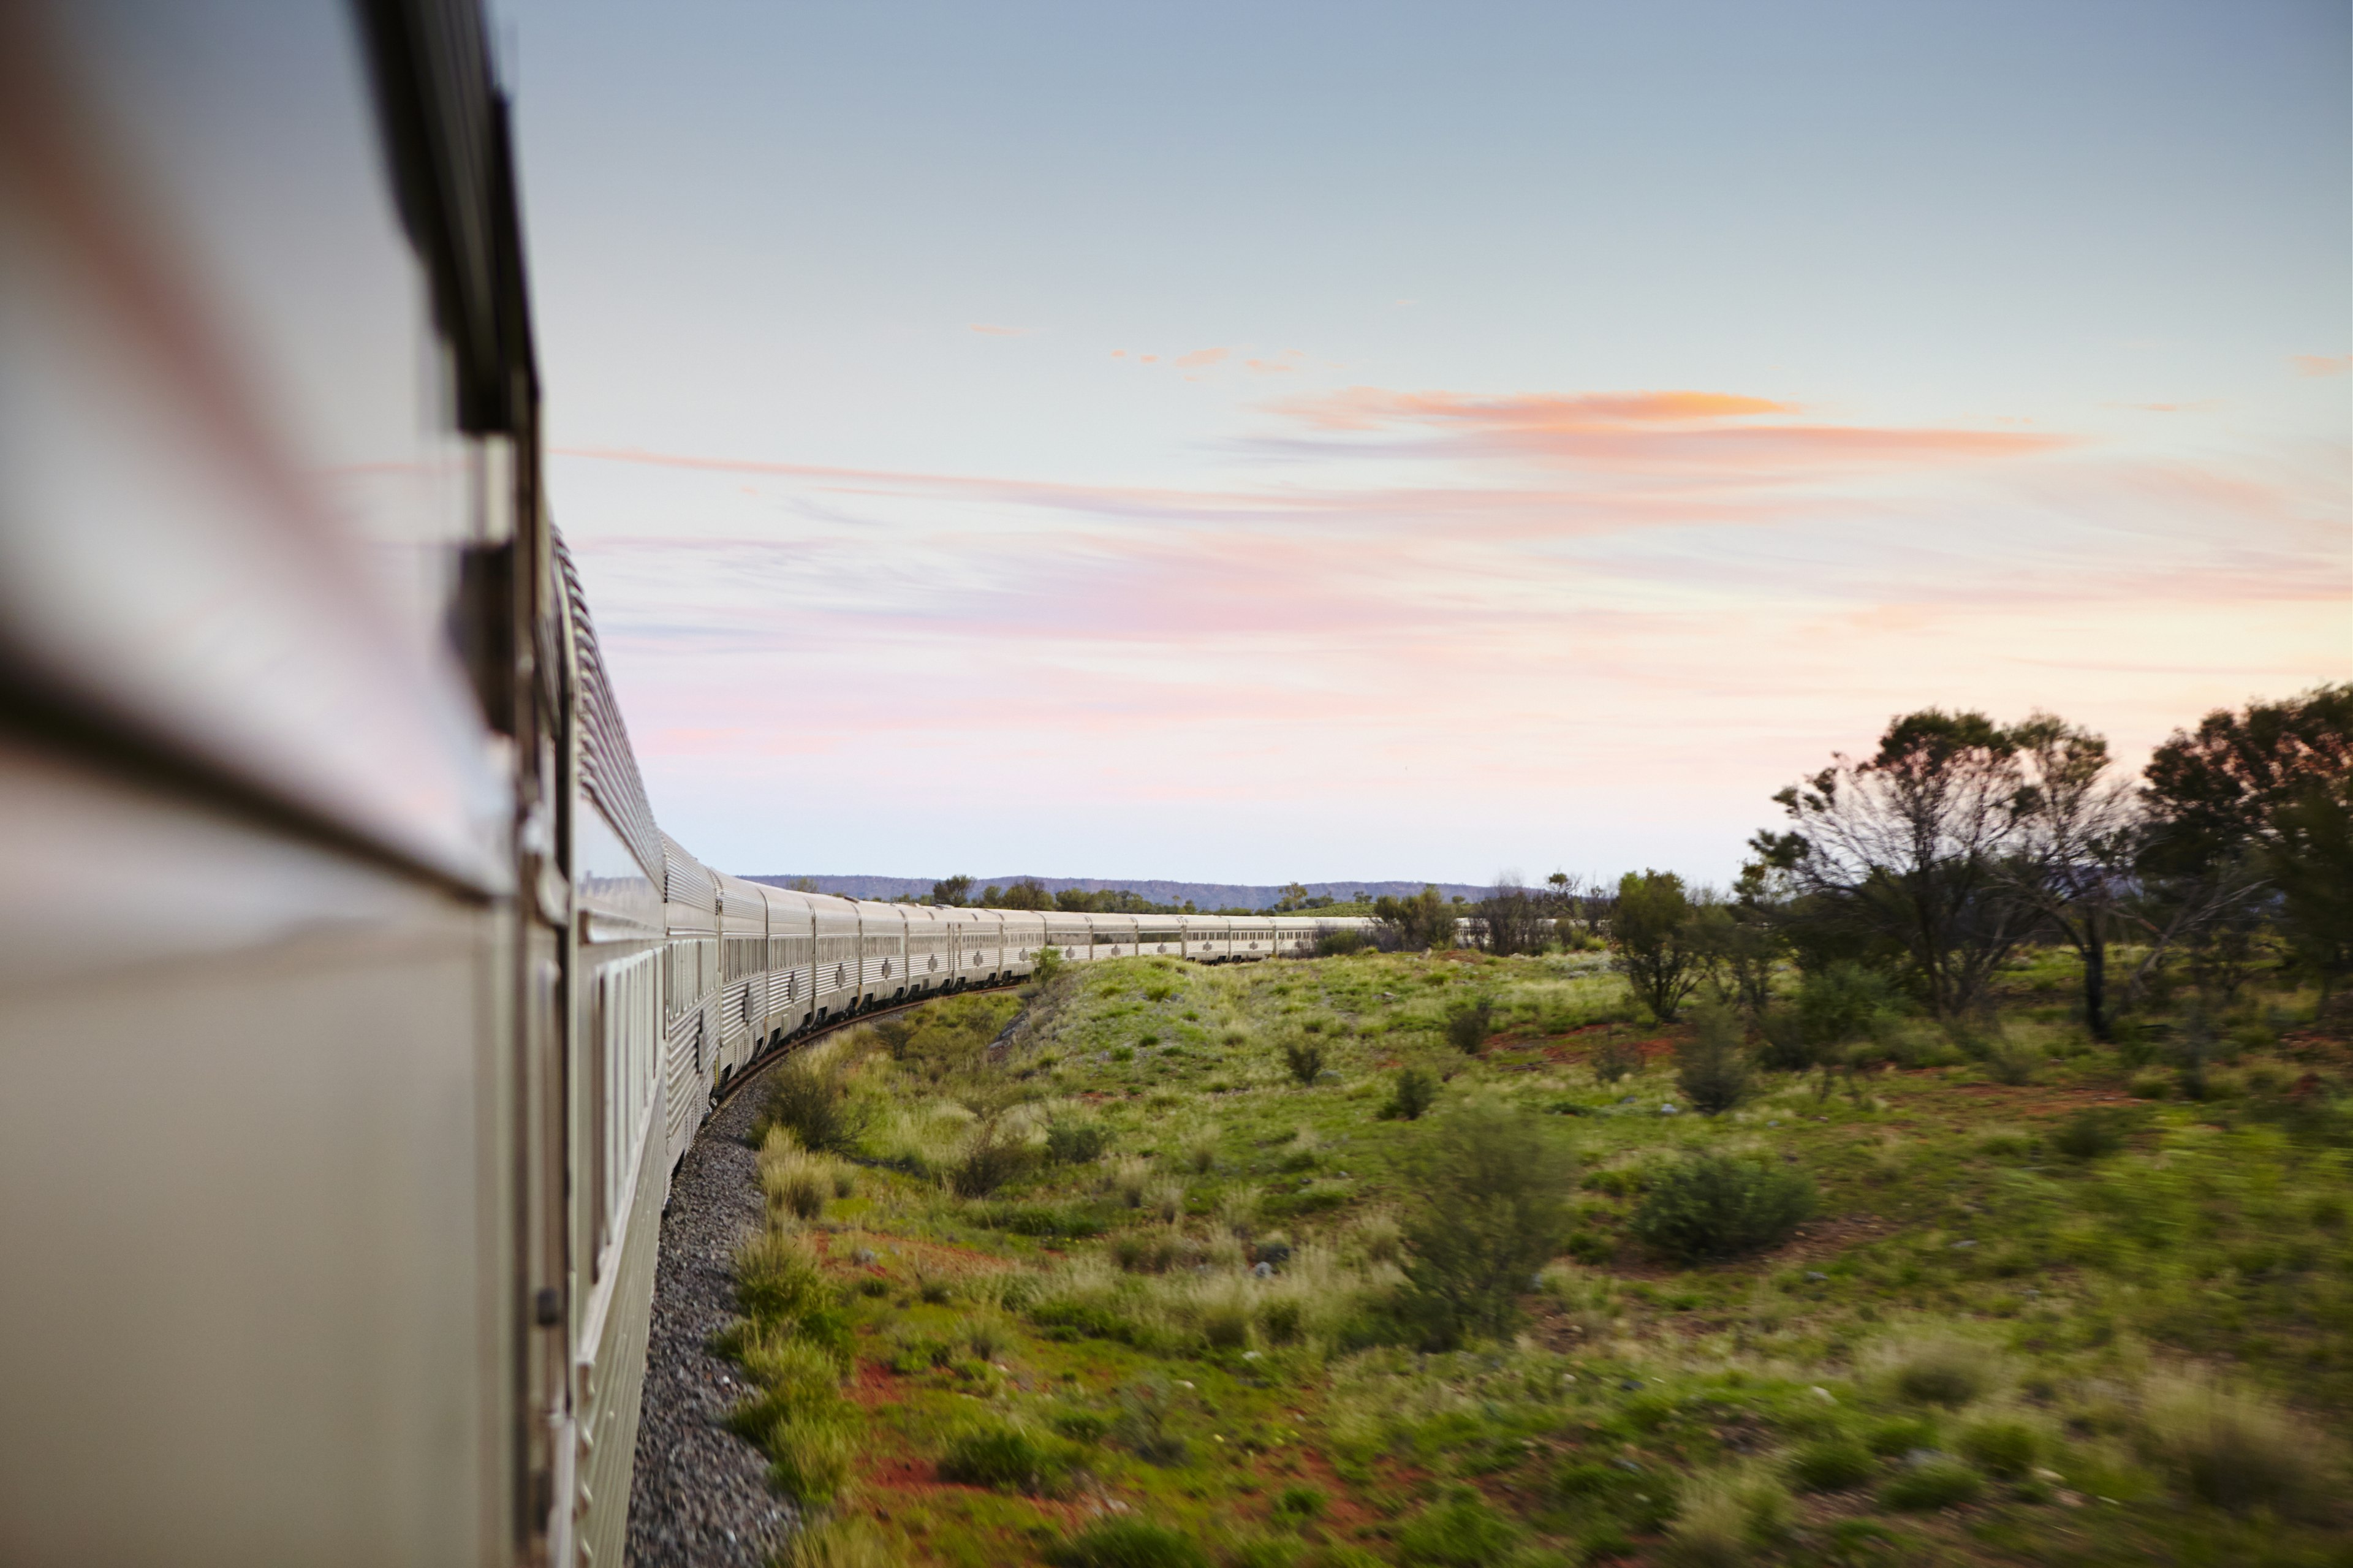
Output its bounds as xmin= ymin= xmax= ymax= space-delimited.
xmin=716 ymin=949 xmax=2351 ymax=1567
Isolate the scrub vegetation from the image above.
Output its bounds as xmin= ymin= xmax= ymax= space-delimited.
xmin=721 ymin=938 xmax=2352 ymax=1567
xmin=719 ymin=687 xmax=2353 ymax=1562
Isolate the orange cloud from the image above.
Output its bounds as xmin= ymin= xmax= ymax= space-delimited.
xmin=1279 ymin=387 xmax=1795 ymax=432
xmin=1268 ymin=384 xmax=2067 ymax=471
xmin=969 ymin=323 xmax=1028 ymax=336
xmin=1245 ymin=358 xmax=1297 ymax=375
xmin=2291 ymin=354 xmax=2351 ymax=377
xmin=1174 ymin=347 xmax=1229 ymax=369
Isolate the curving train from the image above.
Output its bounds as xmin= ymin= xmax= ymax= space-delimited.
xmin=0 ymin=4 xmax=1362 ymax=1564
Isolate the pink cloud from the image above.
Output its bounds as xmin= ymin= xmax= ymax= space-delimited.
xmin=1268 ymin=385 xmax=2068 ymax=473
xmin=2290 ymin=354 xmax=2351 ymax=377
xmin=968 ymin=323 xmax=1028 ymax=336
xmin=1174 ymin=347 xmax=1229 ymax=369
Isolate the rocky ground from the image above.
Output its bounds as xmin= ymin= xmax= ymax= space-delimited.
xmin=624 ymin=1075 xmax=793 ymax=1568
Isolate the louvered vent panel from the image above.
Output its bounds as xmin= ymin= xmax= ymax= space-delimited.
xmin=556 ymin=529 xmax=664 ymax=882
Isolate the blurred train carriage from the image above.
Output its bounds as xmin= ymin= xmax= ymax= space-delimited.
xmin=0 ymin=2 xmax=1368 ymax=1563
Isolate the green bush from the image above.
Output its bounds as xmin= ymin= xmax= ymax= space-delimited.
xmin=1271 ymin=1483 xmax=1327 ymax=1521
xmin=1046 ymin=1118 xmax=1112 ymax=1164
xmin=2146 ymin=1374 xmax=2328 ymax=1517
xmin=1283 ymin=1038 xmax=1327 ymax=1085
xmin=951 ymin=1123 xmax=1036 ymax=1198
xmin=1891 ymin=1339 xmax=1996 ymax=1407
xmin=1957 ymin=1418 xmax=2039 ymax=1479
xmin=1397 ymin=1103 xmax=1576 ymax=1344
xmin=1446 ymin=996 xmax=1495 ymax=1055
xmin=1381 ymin=1066 xmax=1439 ymax=1121
xmin=937 ymin=1420 xmax=1083 ymax=1496
xmin=1674 ymin=1004 xmax=1754 ymax=1114
xmin=1590 ymin=1035 xmax=1640 ymax=1084
xmin=759 ymin=1059 xmax=866 ymax=1154
xmin=1395 ymin=1493 xmax=1525 ymax=1567
xmin=1630 ymin=1154 xmax=1814 ymax=1262
xmin=766 ymin=1415 xmax=854 ymax=1505
xmin=1787 ymin=1436 xmax=1876 ymax=1492
xmin=2053 ymin=1107 xmax=2128 ymax=1160
xmin=1863 ymin=1415 xmax=1938 ymax=1456
xmin=1877 ymin=1458 xmax=1982 ymax=1511
xmin=1047 ymin=1519 xmax=1210 ymax=1568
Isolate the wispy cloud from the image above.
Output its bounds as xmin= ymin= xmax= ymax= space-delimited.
xmin=2291 ymin=353 xmax=2352 ymax=377
xmin=968 ymin=323 xmax=1029 ymax=336
xmin=1266 ymin=385 xmax=2070 ymax=473
xmin=1174 ymin=347 xmax=1229 ymax=369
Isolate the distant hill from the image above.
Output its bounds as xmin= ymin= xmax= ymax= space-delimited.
xmin=738 ymin=874 xmax=1493 ymax=910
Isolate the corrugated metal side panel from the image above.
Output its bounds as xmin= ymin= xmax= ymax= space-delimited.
xmin=557 ymin=532 xmax=662 ymax=884
xmin=659 ymin=833 xmax=714 ymax=916
xmin=575 ymin=1108 xmax=664 ymax=1567
xmin=663 ymin=1011 xmax=700 ymax=1169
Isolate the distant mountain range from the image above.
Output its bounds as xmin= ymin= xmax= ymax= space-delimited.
xmin=739 ymin=874 xmax=1493 ymax=910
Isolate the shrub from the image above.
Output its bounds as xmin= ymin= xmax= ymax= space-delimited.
xmin=1397 ymin=1102 xmax=1575 ymax=1344
xmin=951 ymin=1123 xmax=1036 ymax=1198
xmin=1048 ymin=1407 xmax=1111 ymax=1444
xmin=767 ymin=1415 xmax=854 ymax=1504
xmin=1675 ymin=1003 xmax=1754 ymax=1113
xmin=1590 ymin=1036 xmax=1641 ymax=1085
xmin=1317 ymin=927 xmax=1371 ymax=956
xmin=2145 ymin=1374 xmax=2329 ymax=1516
xmin=1754 ymin=1007 xmax=1815 ymax=1073
xmin=1200 ymin=1297 xmax=1253 ymax=1350
xmin=1183 ymin=1134 xmax=1218 ymax=1173
xmin=1445 ymin=997 xmax=1495 ymax=1055
xmin=760 ymin=1058 xmax=865 ymax=1154
xmin=1113 ymin=1229 xmax=1183 ymax=1273
xmin=735 ymin=1232 xmax=832 ymax=1326
xmin=938 ymin=1420 xmax=1085 ymax=1496
xmin=1271 ymin=1483 xmax=1327 ymax=1521
xmin=1395 ymin=1493 xmax=1525 ymax=1567
xmin=1661 ymin=1479 xmax=1772 ymax=1568
xmin=1110 ymin=1384 xmax=1189 ymax=1467
xmin=1381 ymin=1066 xmax=1439 ymax=1121
xmin=1863 ymin=1415 xmax=1938 ymax=1456
xmin=1787 ymin=1436 xmax=1876 ymax=1492
xmin=1283 ymin=1038 xmax=1327 ymax=1085
xmin=1630 ymin=1154 xmax=1814 ymax=1262
xmin=1890 ymin=1338 xmax=1998 ymax=1408
xmin=1046 ymin=1118 xmax=1112 ymax=1164
xmin=762 ymin=1138 xmax=839 ymax=1222
xmin=2053 ymin=1107 xmax=2128 ymax=1160
xmin=782 ymin=1515 xmax=895 ymax=1568
xmin=1956 ymin=1418 xmax=2039 ymax=1479
xmin=1047 ymin=1520 xmax=1210 ymax=1568
xmin=1876 ymin=1458 xmax=1982 ymax=1511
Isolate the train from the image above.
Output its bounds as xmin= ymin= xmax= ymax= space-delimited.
xmin=0 ymin=4 xmax=1365 ymax=1564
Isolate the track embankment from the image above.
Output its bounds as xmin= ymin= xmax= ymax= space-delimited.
xmin=624 ymin=1083 xmax=792 ymax=1568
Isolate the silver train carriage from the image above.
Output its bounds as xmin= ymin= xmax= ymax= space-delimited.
xmin=0 ymin=2 xmax=1369 ymax=1563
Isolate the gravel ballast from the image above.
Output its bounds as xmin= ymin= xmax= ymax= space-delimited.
xmin=624 ymin=1076 xmax=793 ymax=1567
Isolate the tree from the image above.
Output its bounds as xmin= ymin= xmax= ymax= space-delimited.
xmin=1693 ymin=869 xmax=1783 ymax=1018
xmin=930 ymin=874 xmax=974 ymax=907
xmin=1610 ymin=869 xmax=1705 ymax=1022
xmin=1397 ymin=1103 xmax=1575 ymax=1345
xmin=1472 ymin=875 xmax=1551 ymax=956
xmin=2270 ymin=778 xmax=2353 ymax=1000
xmin=1274 ymin=881 xmax=1312 ymax=912
xmin=996 ymin=879 xmax=1053 ymax=911
xmin=2140 ymin=684 xmax=2353 ymax=1002
xmin=2006 ymin=714 xmax=2139 ymax=1040
xmin=1373 ymin=885 xmax=1455 ymax=950
xmin=1752 ymin=710 xmax=2038 ymax=1018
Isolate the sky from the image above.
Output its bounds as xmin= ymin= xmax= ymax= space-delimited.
xmin=502 ymin=0 xmax=2351 ymax=887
